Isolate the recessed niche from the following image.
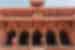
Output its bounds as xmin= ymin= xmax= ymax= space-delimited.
xmin=6 ymin=30 xmax=16 ymax=46
xmin=19 ymin=31 xmax=29 ymax=46
xmin=32 ymin=30 xmax=42 ymax=46
xmin=46 ymin=31 xmax=57 ymax=46
xmin=59 ymin=31 xmax=71 ymax=46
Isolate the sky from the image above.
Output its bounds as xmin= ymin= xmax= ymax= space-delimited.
xmin=45 ymin=0 xmax=75 ymax=8
xmin=0 ymin=0 xmax=30 ymax=8
xmin=0 ymin=0 xmax=75 ymax=8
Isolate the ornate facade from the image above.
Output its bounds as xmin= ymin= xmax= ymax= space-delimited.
xmin=0 ymin=0 xmax=75 ymax=50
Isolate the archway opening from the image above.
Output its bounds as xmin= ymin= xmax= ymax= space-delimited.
xmin=19 ymin=31 xmax=29 ymax=46
xmin=32 ymin=30 xmax=42 ymax=46
xmin=46 ymin=31 xmax=57 ymax=46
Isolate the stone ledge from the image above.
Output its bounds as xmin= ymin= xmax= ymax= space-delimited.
xmin=0 ymin=16 xmax=73 ymax=21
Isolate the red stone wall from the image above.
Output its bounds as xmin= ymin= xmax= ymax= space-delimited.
xmin=0 ymin=0 xmax=74 ymax=50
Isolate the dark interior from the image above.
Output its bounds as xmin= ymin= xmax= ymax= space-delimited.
xmin=32 ymin=30 xmax=42 ymax=46
xmin=6 ymin=30 xmax=16 ymax=46
xmin=46 ymin=31 xmax=57 ymax=46
xmin=59 ymin=31 xmax=70 ymax=46
xmin=19 ymin=31 xmax=29 ymax=46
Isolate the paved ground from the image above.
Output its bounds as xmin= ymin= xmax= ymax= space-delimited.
xmin=0 ymin=47 xmax=75 ymax=50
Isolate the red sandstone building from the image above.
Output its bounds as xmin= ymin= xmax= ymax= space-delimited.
xmin=0 ymin=0 xmax=75 ymax=50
